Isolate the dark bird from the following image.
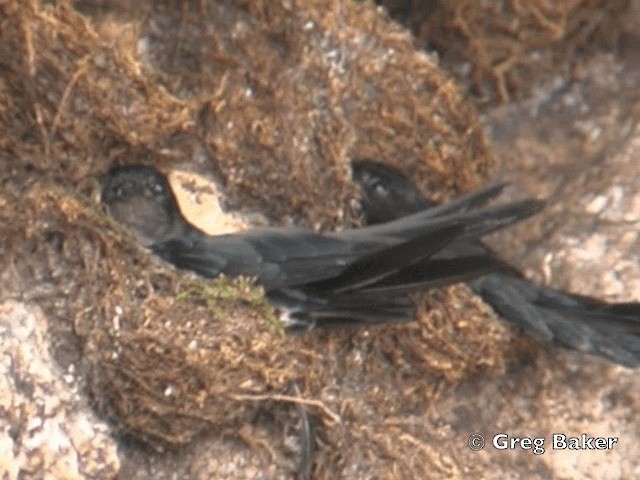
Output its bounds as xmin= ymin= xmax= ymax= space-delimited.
xmin=100 ymin=163 xmax=640 ymax=367
xmin=352 ymin=160 xmax=640 ymax=368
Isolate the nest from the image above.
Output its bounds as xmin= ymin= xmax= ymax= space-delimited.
xmin=0 ymin=1 xmax=529 ymax=477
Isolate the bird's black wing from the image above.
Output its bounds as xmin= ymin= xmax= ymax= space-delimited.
xmin=153 ymin=227 xmax=367 ymax=288
xmin=152 ymin=193 xmax=543 ymax=292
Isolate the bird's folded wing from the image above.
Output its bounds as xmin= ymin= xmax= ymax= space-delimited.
xmin=152 ymin=186 xmax=543 ymax=292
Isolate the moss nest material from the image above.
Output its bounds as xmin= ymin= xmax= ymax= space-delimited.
xmin=379 ymin=0 xmax=631 ymax=102
xmin=1 ymin=1 xmax=524 ymax=477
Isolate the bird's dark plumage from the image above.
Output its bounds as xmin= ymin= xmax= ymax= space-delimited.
xmin=351 ymin=159 xmax=640 ymax=367
xmin=101 ymin=164 xmax=543 ymax=334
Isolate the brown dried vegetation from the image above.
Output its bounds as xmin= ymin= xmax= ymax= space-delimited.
xmin=0 ymin=0 xmax=578 ymax=477
xmin=379 ymin=0 xmax=630 ymax=102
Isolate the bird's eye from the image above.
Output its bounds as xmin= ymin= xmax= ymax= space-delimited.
xmin=370 ymin=178 xmax=388 ymax=197
xmin=150 ymin=180 xmax=165 ymax=195
xmin=115 ymin=181 xmax=130 ymax=198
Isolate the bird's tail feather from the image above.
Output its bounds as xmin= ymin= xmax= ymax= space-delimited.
xmin=470 ymin=274 xmax=640 ymax=368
